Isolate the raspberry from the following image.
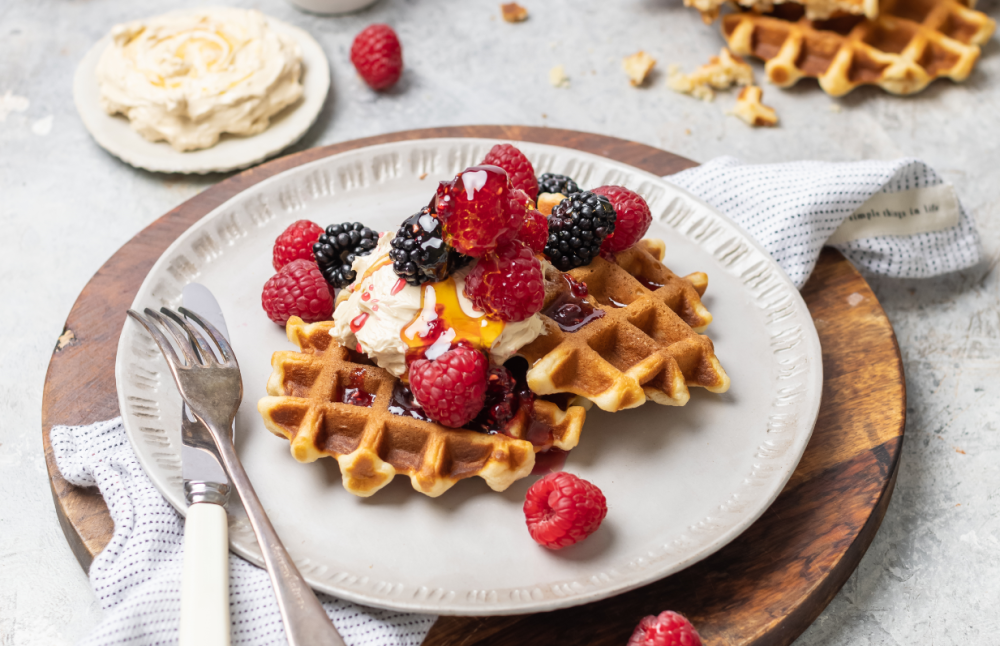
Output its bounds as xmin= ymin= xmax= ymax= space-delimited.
xmin=350 ymin=24 xmax=403 ymax=91
xmin=523 ymin=472 xmax=607 ymax=549
xmin=497 ymin=188 xmax=532 ymax=247
xmin=409 ymin=344 xmax=489 ymax=428
xmin=435 ymin=165 xmax=518 ymax=257
xmin=627 ymin=611 xmax=703 ymax=646
xmin=261 ymin=259 xmax=334 ymax=325
xmin=516 ymin=208 xmax=548 ymax=254
xmin=483 ymin=143 xmax=538 ymax=201
xmin=273 ymin=220 xmax=324 ymax=271
xmin=464 ymin=241 xmax=545 ymax=322
xmin=593 ymin=186 xmax=653 ymax=253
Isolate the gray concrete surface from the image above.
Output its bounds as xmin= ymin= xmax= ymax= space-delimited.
xmin=1 ymin=0 xmax=998 ymax=643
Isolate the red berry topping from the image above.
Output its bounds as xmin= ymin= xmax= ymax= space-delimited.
xmin=350 ymin=24 xmax=403 ymax=91
xmin=435 ymin=165 xmax=518 ymax=257
xmin=273 ymin=220 xmax=324 ymax=271
xmin=261 ymin=259 xmax=334 ymax=325
xmin=483 ymin=143 xmax=538 ymax=201
xmin=464 ymin=241 xmax=545 ymax=322
xmin=593 ymin=186 xmax=653 ymax=253
xmin=497 ymin=188 xmax=532 ymax=247
xmin=409 ymin=344 xmax=489 ymax=428
xmin=627 ymin=611 xmax=703 ymax=646
xmin=516 ymin=208 xmax=548 ymax=254
xmin=523 ymin=472 xmax=607 ymax=549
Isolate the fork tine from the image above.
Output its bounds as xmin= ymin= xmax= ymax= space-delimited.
xmin=144 ymin=308 xmax=200 ymax=365
xmin=161 ymin=308 xmax=217 ymax=365
xmin=127 ymin=309 xmax=184 ymax=367
xmin=178 ymin=307 xmax=238 ymax=367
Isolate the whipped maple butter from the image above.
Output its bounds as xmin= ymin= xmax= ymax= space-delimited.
xmin=332 ymin=233 xmax=545 ymax=377
xmin=96 ymin=8 xmax=303 ymax=151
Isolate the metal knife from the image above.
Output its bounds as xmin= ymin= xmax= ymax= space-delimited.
xmin=180 ymin=283 xmax=233 ymax=646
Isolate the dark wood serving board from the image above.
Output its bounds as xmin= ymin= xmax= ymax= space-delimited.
xmin=41 ymin=126 xmax=905 ymax=646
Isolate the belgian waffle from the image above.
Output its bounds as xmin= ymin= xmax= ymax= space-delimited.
xmin=722 ymin=0 xmax=996 ymax=96
xmin=520 ymin=239 xmax=730 ymax=412
xmin=258 ymin=318 xmax=585 ymax=497
xmin=687 ymin=0 xmax=876 ymax=24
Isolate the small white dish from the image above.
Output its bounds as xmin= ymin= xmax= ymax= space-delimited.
xmin=73 ymin=17 xmax=330 ymax=175
xmin=285 ymin=0 xmax=380 ymax=14
xmin=116 ymin=138 xmax=823 ymax=615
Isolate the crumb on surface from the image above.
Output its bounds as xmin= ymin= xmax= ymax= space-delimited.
xmin=684 ymin=128 xmax=692 ymax=135
xmin=56 ymin=329 xmax=75 ymax=351
xmin=728 ymin=85 xmax=779 ymax=127
xmin=829 ymin=103 xmax=843 ymax=112
xmin=667 ymin=48 xmax=754 ymax=102
xmin=419 ymin=172 xmax=428 ymax=180
xmin=623 ymin=51 xmax=657 ymax=87
xmin=501 ymin=2 xmax=529 ymax=22
xmin=549 ymin=64 xmax=570 ymax=88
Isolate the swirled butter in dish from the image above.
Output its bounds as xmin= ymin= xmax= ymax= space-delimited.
xmin=96 ymin=8 xmax=304 ymax=152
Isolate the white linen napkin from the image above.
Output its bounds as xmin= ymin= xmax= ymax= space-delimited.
xmin=51 ymin=156 xmax=981 ymax=646
xmin=50 ymin=418 xmax=436 ymax=646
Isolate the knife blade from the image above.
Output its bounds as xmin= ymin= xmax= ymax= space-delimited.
xmin=181 ymin=284 xmax=231 ymax=494
xmin=179 ymin=283 xmax=233 ymax=646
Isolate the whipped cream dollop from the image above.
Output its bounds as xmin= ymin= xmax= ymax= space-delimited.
xmin=96 ymin=8 xmax=303 ymax=151
xmin=332 ymin=233 xmax=545 ymax=377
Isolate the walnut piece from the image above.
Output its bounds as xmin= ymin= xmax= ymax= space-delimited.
xmin=549 ymin=64 xmax=570 ymax=88
xmin=729 ymin=86 xmax=779 ymax=127
xmin=623 ymin=51 xmax=657 ymax=86
xmin=501 ymin=3 xmax=529 ymax=22
xmin=667 ymin=48 xmax=754 ymax=102
xmin=537 ymin=192 xmax=566 ymax=215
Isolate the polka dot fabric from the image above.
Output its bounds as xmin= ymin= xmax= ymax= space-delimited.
xmin=667 ymin=156 xmax=981 ymax=288
xmin=50 ymin=418 xmax=436 ymax=646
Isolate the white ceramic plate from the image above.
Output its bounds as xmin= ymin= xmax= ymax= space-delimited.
xmin=73 ymin=17 xmax=330 ymax=174
xmin=115 ymin=138 xmax=823 ymax=615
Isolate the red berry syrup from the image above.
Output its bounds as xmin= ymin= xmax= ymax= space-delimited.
xmin=542 ymin=274 xmax=605 ymax=332
xmin=341 ymin=368 xmax=375 ymax=407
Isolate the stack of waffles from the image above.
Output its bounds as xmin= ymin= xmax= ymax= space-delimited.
xmin=718 ymin=0 xmax=995 ymax=96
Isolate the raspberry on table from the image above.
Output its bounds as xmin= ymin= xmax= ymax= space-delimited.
xmin=409 ymin=344 xmax=489 ymax=428
xmin=261 ymin=259 xmax=334 ymax=325
xmin=627 ymin=611 xmax=703 ymax=646
xmin=537 ymin=173 xmax=580 ymax=197
xmin=544 ymin=191 xmax=617 ymax=271
xmin=389 ymin=206 xmax=469 ymax=286
xmin=516 ymin=208 xmax=548 ymax=254
xmin=483 ymin=143 xmax=538 ymax=200
xmin=523 ymin=472 xmax=607 ymax=549
xmin=350 ymin=24 xmax=403 ymax=91
xmin=435 ymin=165 xmax=518 ymax=257
xmin=464 ymin=241 xmax=545 ymax=322
xmin=312 ymin=222 xmax=378 ymax=288
xmin=273 ymin=220 xmax=324 ymax=271
xmin=593 ymin=185 xmax=653 ymax=253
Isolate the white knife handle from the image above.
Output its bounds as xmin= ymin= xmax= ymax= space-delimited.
xmin=181 ymin=503 xmax=231 ymax=646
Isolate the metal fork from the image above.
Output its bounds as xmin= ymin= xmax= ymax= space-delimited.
xmin=127 ymin=307 xmax=346 ymax=646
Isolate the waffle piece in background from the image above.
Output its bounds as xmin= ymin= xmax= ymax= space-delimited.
xmin=729 ymin=86 xmax=780 ymax=126
xmin=687 ymin=0 xmax=876 ymax=24
xmin=668 ymin=48 xmax=754 ymax=101
xmin=519 ymin=239 xmax=730 ymax=413
xmin=259 ymin=318 xmax=585 ymax=497
xmin=723 ymin=0 xmax=996 ymax=96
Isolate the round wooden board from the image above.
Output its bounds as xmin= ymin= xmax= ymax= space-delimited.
xmin=41 ymin=126 xmax=904 ymax=646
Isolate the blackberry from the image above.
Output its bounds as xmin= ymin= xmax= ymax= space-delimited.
xmin=312 ymin=222 xmax=378 ymax=288
xmin=537 ymin=173 xmax=580 ymax=196
xmin=389 ymin=207 xmax=471 ymax=286
xmin=543 ymin=191 xmax=617 ymax=271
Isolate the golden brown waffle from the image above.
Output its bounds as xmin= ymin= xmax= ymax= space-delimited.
xmin=687 ymin=0 xmax=876 ymax=24
xmin=723 ymin=0 xmax=996 ymax=96
xmin=259 ymin=318 xmax=585 ymax=497
xmin=520 ymin=239 xmax=730 ymax=412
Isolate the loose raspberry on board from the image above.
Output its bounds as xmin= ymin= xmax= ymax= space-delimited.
xmin=261 ymin=259 xmax=334 ymax=325
xmin=523 ymin=472 xmax=607 ymax=549
xmin=409 ymin=344 xmax=489 ymax=428
xmin=483 ymin=143 xmax=538 ymax=200
xmin=627 ymin=611 xmax=703 ymax=646
xmin=593 ymin=185 xmax=653 ymax=253
xmin=464 ymin=241 xmax=545 ymax=323
xmin=273 ymin=220 xmax=324 ymax=271
xmin=350 ymin=24 xmax=403 ymax=91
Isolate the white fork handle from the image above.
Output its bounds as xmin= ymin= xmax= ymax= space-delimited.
xmin=181 ymin=503 xmax=231 ymax=646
